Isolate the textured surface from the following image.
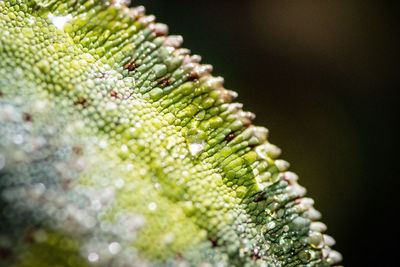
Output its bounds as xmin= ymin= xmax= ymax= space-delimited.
xmin=0 ymin=0 xmax=341 ymax=266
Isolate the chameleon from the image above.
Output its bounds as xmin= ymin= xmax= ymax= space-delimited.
xmin=0 ymin=0 xmax=342 ymax=266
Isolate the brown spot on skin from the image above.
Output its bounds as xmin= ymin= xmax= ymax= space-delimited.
xmin=153 ymin=31 xmax=165 ymax=37
xmin=22 ymin=113 xmax=32 ymax=122
xmin=255 ymin=192 xmax=267 ymax=202
xmin=62 ymin=179 xmax=72 ymax=191
xmin=75 ymin=98 xmax=88 ymax=108
xmin=72 ymin=146 xmax=83 ymax=155
xmin=187 ymin=71 xmax=199 ymax=81
xmin=282 ymin=172 xmax=296 ymax=185
xmin=110 ymin=90 xmax=119 ymax=99
xmin=123 ymin=58 xmax=136 ymax=71
xmin=157 ymin=77 xmax=170 ymax=88
xmin=0 ymin=90 xmax=3 ymax=97
xmin=226 ymin=133 xmax=235 ymax=142
xmin=244 ymin=122 xmax=253 ymax=128
xmin=251 ymin=250 xmax=261 ymax=261
xmin=209 ymin=238 xmax=219 ymax=248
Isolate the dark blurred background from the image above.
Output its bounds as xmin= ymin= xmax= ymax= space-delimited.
xmin=134 ymin=1 xmax=398 ymax=266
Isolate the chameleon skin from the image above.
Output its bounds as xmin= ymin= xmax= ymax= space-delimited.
xmin=0 ymin=0 xmax=342 ymax=266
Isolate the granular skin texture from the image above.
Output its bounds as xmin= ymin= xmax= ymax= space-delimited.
xmin=0 ymin=1 xmax=342 ymax=266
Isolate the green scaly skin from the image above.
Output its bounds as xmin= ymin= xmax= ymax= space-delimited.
xmin=0 ymin=0 xmax=342 ymax=266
